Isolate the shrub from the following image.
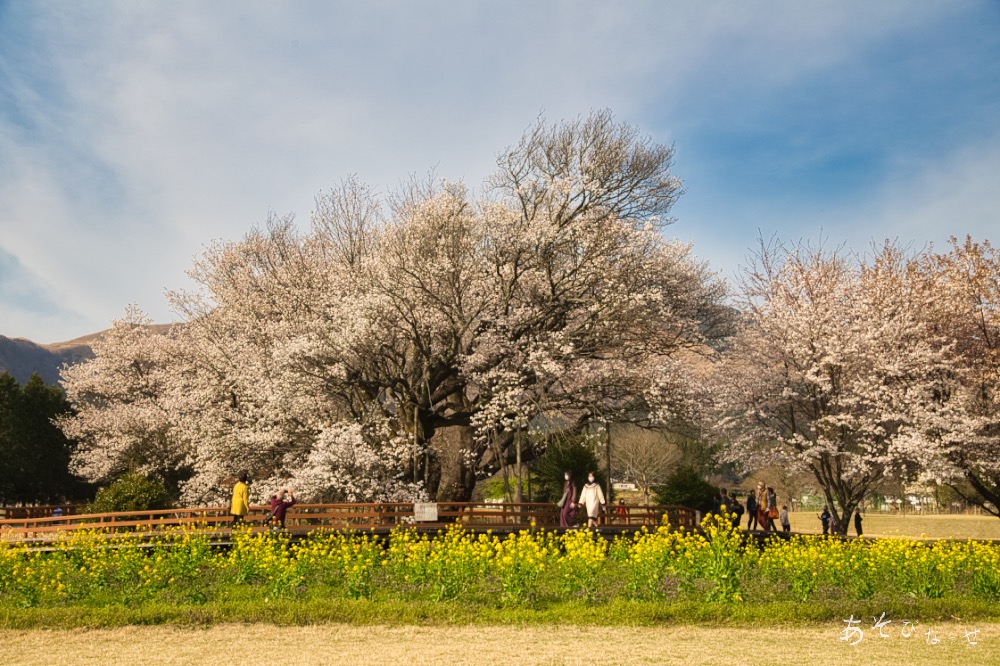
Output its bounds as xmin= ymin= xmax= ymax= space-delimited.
xmin=84 ymin=473 xmax=172 ymax=514
xmin=653 ymin=466 xmax=716 ymax=514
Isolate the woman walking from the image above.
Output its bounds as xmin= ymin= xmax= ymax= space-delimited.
xmin=557 ymin=471 xmax=577 ymax=528
xmin=230 ymin=471 xmax=250 ymax=525
xmin=766 ymin=487 xmax=778 ymax=532
xmin=577 ymin=472 xmax=606 ymax=528
xmin=755 ymin=481 xmax=769 ymax=533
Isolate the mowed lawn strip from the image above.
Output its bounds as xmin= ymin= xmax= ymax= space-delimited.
xmin=785 ymin=512 xmax=1000 ymax=540
xmin=1 ymin=623 xmax=997 ymax=666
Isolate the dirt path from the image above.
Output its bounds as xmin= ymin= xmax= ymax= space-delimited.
xmin=1 ymin=622 xmax=997 ymax=666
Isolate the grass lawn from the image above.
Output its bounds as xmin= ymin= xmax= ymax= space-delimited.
xmin=786 ymin=511 xmax=1000 ymax=540
xmin=1 ymin=623 xmax=996 ymax=665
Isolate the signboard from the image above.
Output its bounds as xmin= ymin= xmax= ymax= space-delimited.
xmin=413 ymin=502 xmax=438 ymax=522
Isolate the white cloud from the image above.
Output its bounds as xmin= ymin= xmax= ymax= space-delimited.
xmin=0 ymin=0 xmax=989 ymax=340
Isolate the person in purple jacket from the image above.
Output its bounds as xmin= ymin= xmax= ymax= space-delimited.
xmin=557 ymin=471 xmax=576 ymax=528
xmin=267 ymin=488 xmax=296 ymax=530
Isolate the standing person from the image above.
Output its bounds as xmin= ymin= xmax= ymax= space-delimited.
xmin=779 ymin=504 xmax=790 ymax=533
xmin=716 ymin=488 xmax=728 ymax=515
xmin=230 ymin=472 xmax=250 ymax=525
xmin=729 ymin=491 xmax=744 ymax=529
xmin=819 ymin=505 xmax=831 ymax=536
xmin=755 ymin=481 xmax=769 ymax=533
xmin=766 ymin=487 xmax=778 ymax=532
xmin=577 ymin=472 xmax=606 ymax=528
xmin=854 ymin=510 xmax=863 ymax=537
xmin=746 ymin=490 xmax=758 ymax=531
xmin=557 ymin=471 xmax=577 ymax=528
xmin=267 ymin=488 xmax=296 ymax=530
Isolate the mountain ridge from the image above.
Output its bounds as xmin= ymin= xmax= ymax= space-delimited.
xmin=0 ymin=335 xmax=95 ymax=385
xmin=0 ymin=324 xmax=173 ymax=385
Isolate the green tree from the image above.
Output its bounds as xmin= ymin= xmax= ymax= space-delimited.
xmin=0 ymin=372 xmax=90 ymax=503
xmin=532 ymin=436 xmax=606 ymax=503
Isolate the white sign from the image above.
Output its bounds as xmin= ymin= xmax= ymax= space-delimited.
xmin=413 ymin=502 xmax=438 ymax=522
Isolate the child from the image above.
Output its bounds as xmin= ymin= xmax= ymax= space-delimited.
xmin=779 ymin=504 xmax=790 ymax=533
xmin=819 ymin=505 xmax=831 ymax=535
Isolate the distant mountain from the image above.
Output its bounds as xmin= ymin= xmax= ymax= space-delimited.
xmin=0 ymin=334 xmax=96 ymax=385
xmin=0 ymin=325 xmax=176 ymax=386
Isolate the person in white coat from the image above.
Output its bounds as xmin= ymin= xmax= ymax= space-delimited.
xmin=577 ymin=472 xmax=606 ymax=528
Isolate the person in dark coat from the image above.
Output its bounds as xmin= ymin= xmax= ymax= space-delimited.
xmin=819 ymin=505 xmax=831 ymax=536
xmin=746 ymin=490 xmax=758 ymax=531
xmin=854 ymin=510 xmax=863 ymax=537
xmin=728 ymin=491 xmax=744 ymax=529
xmin=557 ymin=471 xmax=577 ymax=528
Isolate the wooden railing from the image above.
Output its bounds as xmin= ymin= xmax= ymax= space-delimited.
xmin=0 ymin=504 xmax=82 ymax=520
xmin=0 ymin=502 xmax=695 ymax=541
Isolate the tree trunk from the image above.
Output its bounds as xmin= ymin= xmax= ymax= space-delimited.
xmin=431 ymin=423 xmax=477 ymax=502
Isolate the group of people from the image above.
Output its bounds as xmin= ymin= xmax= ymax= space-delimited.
xmin=820 ymin=505 xmax=864 ymax=536
xmin=557 ymin=471 xmax=607 ymax=528
xmin=713 ymin=481 xmax=791 ymax=533
xmin=229 ymin=472 xmax=296 ymax=529
xmin=230 ymin=468 xmax=612 ymax=531
xmin=229 ymin=470 xmax=866 ymax=537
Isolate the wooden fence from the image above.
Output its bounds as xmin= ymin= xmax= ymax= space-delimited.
xmin=0 ymin=504 xmax=82 ymax=520
xmin=0 ymin=502 xmax=695 ymax=542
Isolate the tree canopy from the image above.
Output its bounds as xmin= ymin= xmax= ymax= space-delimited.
xmin=60 ymin=111 xmax=727 ymax=505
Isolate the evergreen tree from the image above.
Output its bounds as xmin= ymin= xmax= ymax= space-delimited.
xmin=0 ymin=372 xmax=89 ymax=503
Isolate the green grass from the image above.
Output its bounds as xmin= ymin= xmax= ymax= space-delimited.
xmin=3 ymin=597 xmax=999 ymax=630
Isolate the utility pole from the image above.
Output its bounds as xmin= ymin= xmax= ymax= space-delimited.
xmin=515 ymin=429 xmax=523 ymax=504
xmin=413 ymin=405 xmax=419 ymax=485
xmin=605 ymin=421 xmax=612 ymax=507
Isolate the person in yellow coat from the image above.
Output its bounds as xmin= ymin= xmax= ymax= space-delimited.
xmin=230 ymin=471 xmax=250 ymax=525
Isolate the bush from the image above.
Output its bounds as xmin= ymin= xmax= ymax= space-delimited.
xmin=85 ymin=473 xmax=172 ymax=514
xmin=653 ymin=466 xmax=716 ymax=514
xmin=532 ymin=436 xmax=606 ymax=503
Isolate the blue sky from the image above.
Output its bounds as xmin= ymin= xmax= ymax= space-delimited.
xmin=1 ymin=1 xmax=998 ymax=343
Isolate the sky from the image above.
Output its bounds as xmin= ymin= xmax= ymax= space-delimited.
xmin=1 ymin=1 xmax=998 ymax=344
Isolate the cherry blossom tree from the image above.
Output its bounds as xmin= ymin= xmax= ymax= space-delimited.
xmin=60 ymin=111 xmax=728 ymax=505
xmin=713 ymin=241 xmax=954 ymax=533
xmin=908 ymin=237 xmax=1000 ymax=517
xmin=57 ymin=306 xmax=189 ymax=492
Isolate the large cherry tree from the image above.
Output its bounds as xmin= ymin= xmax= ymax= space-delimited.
xmin=61 ymin=111 xmax=727 ymax=505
